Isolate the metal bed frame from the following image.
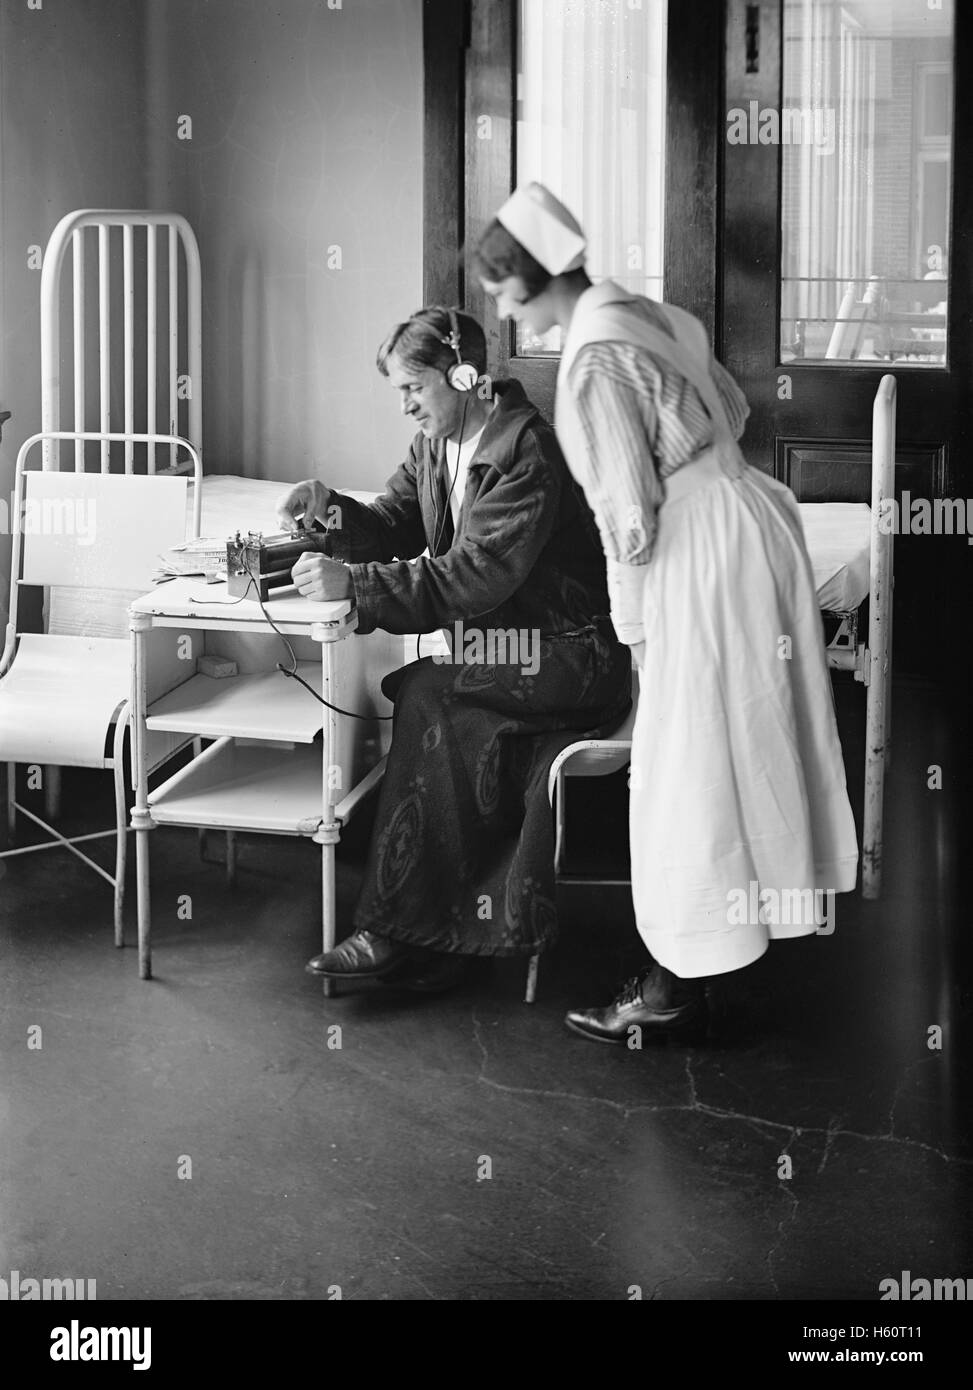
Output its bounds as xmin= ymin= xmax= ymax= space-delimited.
xmin=40 ymin=208 xmax=202 ymax=473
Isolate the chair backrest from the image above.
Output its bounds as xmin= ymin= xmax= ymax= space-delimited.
xmin=21 ymin=471 xmax=189 ymax=594
xmin=2 ymin=431 xmax=200 ymax=661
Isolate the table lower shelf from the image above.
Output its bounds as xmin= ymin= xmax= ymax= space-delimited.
xmin=146 ymin=664 xmax=324 ymax=742
xmin=146 ymin=737 xmax=330 ymax=834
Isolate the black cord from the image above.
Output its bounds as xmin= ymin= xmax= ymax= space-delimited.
xmin=432 ymin=396 xmax=468 ymax=556
xmin=193 ymin=562 xmax=393 ymax=721
xmin=249 ymin=560 xmax=394 ymax=721
xmin=419 ymin=398 xmax=469 ymax=665
xmin=188 ymin=587 xmax=251 ymax=604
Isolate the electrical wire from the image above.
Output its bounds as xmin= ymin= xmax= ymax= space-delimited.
xmin=250 ymin=560 xmax=394 ymax=721
xmin=191 ymin=561 xmax=393 ymax=721
xmin=432 ymin=399 xmax=467 ymax=556
xmin=417 ymin=397 xmax=468 ymax=665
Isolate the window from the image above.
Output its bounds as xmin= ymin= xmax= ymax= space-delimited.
xmin=780 ymin=0 xmax=953 ymax=367
xmin=515 ymin=0 xmax=667 ymax=355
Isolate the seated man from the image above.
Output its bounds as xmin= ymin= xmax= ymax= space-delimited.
xmin=277 ymin=306 xmax=631 ymax=994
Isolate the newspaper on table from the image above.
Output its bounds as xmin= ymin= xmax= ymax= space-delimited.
xmin=155 ymin=536 xmax=229 ymax=581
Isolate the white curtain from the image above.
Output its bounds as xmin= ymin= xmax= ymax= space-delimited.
xmin=782 ymin=0 xmax=877 ymax=357
xmin=836 ymin=12 xmax=876 ymax=289
xmin=516 ymin=0 xmax=667 ymax=350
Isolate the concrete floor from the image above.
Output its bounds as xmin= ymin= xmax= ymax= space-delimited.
xmin=1 ymin=676 xmax=970 ymax=1301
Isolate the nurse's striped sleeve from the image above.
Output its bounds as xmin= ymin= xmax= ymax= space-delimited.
xmin=568 ymin=352 xmax=662 ymax=567
xmin=565 ymin=353 xmax=658 ymax=646
xmin=567 ymin=341 xmax=750 ymax=554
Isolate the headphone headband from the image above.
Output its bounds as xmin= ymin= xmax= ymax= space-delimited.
xmin=441 ymin=308 xmax=478 ymax=392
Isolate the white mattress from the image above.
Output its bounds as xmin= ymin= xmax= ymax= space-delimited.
xmin=798 ymin=502 xmax=871 ymax=612
xmin=192 ymin=473 xmax=379 ymax=538
xmin=48 ymin=478 xmax=873 ymax=637
xmin=197 ymin=483 xmax=874 ymax=616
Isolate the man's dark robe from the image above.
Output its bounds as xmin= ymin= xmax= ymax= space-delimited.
xmin=324 ymin=379 xmax=631 ymax=956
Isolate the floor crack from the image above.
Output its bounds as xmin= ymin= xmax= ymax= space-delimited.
xmin=468 ymin=1029 xmax=972 ymax=1165
xmin=766 ymin=1183 xmax=800 ymax=1298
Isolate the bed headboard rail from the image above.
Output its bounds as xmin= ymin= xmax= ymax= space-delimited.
xmin=870 ymin=373 xmax=896 ymax=612
xmin=39 ymin=210 xmax=202 ymax=474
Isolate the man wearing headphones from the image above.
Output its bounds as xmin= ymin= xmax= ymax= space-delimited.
xmin=276 ymin=307 xmax=631 ymax=994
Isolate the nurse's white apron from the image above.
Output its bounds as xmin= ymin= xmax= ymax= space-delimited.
xmin=556 ymin=286 xmax=859 ymax=977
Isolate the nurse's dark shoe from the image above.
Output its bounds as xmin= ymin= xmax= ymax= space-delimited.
xmin=306 ymin=930 xmax=412 ymax=979
xmin=564 ymin=967 xmax=708 ymax=1046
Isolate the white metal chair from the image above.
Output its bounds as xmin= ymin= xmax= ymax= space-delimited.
xmin=522 ymin=669 xmax=639 ymax=1003
xmin=0 ymin=430 xmax=202 ymax=943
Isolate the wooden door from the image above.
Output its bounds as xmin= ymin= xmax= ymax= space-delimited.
xmin=721 ymin=0 xmax=970 ymax=677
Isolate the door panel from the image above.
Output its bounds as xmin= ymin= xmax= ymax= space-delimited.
xmin=721 ymin=0 xmax=968 ymax=677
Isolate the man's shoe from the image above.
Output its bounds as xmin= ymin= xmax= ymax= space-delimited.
xmin=386 ymin=952 xmax=475 ymax=994
xmin=306 ymin=930 xmax=412 ymax=979
xmin=564 ymin=970 xmax=708 ymax=1046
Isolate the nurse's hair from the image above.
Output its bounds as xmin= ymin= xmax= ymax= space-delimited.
xmin=472 ymin=219 xmax=553 ymax=299
xmin=376 ymin=307 xmax=487 ymax=379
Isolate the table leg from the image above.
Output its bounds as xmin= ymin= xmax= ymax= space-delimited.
xmin=320 ymin=836 xmax=337 ymax=998
xmin=135 ymin=822 xmax=152 ymax=979
xmin=314 ymin=627 xmax=341 ymax=999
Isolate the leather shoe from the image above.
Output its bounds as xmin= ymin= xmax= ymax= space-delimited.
xmin=306 ymin=930 xmax=412 ymax=979
xmin=564 ymin=969 xmax=708 ymax=1046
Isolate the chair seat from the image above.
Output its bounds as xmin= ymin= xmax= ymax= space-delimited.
xmin=546 ymin=681 xmax=639 ymax=804
xmin=0 ymin=634 xmax=130 ymax=767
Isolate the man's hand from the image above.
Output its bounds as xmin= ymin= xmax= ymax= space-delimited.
xmin=276 ymin=479 xmax=332 ymax=533
xmin=291 ymin=552 xmax=353 ymax=602
xmin=630 ymin=641 xmax=646 ymax=672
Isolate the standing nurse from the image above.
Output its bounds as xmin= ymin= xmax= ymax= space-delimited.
xmin=474 ymin=183 xmax=859 ymax=1043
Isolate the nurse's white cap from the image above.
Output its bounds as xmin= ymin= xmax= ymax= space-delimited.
xmin=495 ymin=182 xmax=587 ymax=276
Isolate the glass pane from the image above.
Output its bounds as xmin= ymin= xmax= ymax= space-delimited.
xmin=780 ymin=0 xmax=953 ymax=368
xmin=516 ymin=0 xmax=667 ymax=356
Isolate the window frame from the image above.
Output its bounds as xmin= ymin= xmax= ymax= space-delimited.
xmin=423 ymin=0 xmax=723 ymax=420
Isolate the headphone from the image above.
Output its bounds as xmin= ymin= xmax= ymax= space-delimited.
xmin=441 ymin=308 xmax=479 ymax=392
